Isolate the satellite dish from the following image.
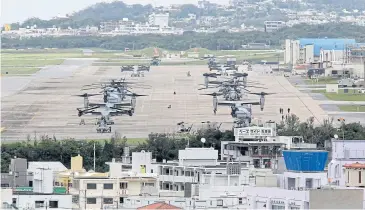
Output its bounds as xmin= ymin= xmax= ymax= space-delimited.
xmin=201 ymin=138 xmax=206 ymax=143
xmin=334 ymin=134 xmax=339 ymax=139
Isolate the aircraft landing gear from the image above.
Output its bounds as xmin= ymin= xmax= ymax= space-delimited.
xmin=128 ymin=110 xmax=133 ymax=116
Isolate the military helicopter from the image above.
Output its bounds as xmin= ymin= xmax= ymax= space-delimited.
xmin=75 ymin=93 xmax=134 ymax=118
xmin=75 ymin=94 xmax=134 ymax=133
xmin=95 ymin=116 xmax=112 ymax=133
xmin=121 ymin=65 xmax=150 ymax=77
xmin=151 ymin=56 xmax=161 ymax=66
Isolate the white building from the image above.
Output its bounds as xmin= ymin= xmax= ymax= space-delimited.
xmin=69 ymin=156 xmax=159 ymax=210
xmin=149 ymin=13 xmax=169 ymax=28
xmin=1 ymin=167 xmax=72 ymax=210
xmin=221 ymin=124 xmax=316 ymax=169
xmin=328 ymin=139 xmax=365 ymax=186
xmin=264 ymin=21 xmax=286 ymax=32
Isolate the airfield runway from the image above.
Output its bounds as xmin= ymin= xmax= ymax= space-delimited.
xmin=1 ymin=62 xmax=328 ymax=141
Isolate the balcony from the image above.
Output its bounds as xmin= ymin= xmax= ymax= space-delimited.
xmin=159 ymin=175 xmax=195 ymax=183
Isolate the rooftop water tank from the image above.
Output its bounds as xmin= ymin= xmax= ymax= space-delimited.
xmin=283 ymin=150 xmax=328 ymax=172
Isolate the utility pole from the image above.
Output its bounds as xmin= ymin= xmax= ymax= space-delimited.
xmin=84 ymin=189 xmax=87 ymax=210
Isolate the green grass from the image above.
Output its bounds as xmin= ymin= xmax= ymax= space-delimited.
xmin=304 ymin=77 xmax=339 ymax=85
xmin=339 ymin=105 xmax=365 ymax=112
xmin=2 ymin=59 xmax=64 ymax=67
xmin=1 ymin=67 xmax=41 ymax=75
xmin=1 ymin=50 xmax=124 ymax=75
xmin=313 ymin=89 xmax=365 ymax=101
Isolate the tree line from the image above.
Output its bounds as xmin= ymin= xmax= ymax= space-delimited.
xmin=2 ymin=114 xmax=365 ymax=173
xmin=3 ymin=23 xmax=365 ymax=51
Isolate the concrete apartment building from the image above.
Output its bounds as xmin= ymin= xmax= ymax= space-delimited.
xmin=328 ymin=140 xmax=365 ymax=186
xmin=149 ymin=13 xmax=169 ymax=28
xmin=1 ymin=168 xmax=72 ymax=210
xmin=284 ymin=38 xmax=356 ymax=66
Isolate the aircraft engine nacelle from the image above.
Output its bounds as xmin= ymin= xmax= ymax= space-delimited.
xmin=84 ymin=97 xmax=89 ymax=108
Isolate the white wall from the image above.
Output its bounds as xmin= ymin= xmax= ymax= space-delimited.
xmin=304 ymin=44 xmax=314 ymax=63
xmin=332 ymin=140 xmax=365 ymax=159
xmin=14 ymin=194 xmax=72 ymax=210
xmin=328 ymin=160 xmax=365 ymax=186
xmin=0 ymin=188 xmax=13 ymax=205
xmin=132 ymin=151 xmax=154 ymax=173
xmin=198 ymin=185 xmax=245 ymax=200
xmin=244 ymin=186 xmax=309 ymax=209
xmin=178 ymin=148 xmax=218 ymax=166
xmin=328 ymin=140 xmax=365 ymax=186
xmin=282 ymin=172 xmax=328 ymax=189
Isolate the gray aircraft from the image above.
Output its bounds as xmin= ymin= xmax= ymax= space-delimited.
xmin=121 ymin=65 xmax=150 ymax=77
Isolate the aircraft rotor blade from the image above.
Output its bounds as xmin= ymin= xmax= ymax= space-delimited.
xmin=248 ymin=92 xmax=275 ymax=95
xmin=200 ymin=92 xmax=223 ymax=96
xmin=73 ymin=93 xmax=102 ymax=97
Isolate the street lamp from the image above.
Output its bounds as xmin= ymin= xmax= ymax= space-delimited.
xmin=337 ymin=118 xmax=345 ymax=140
xmin=201 ymin=138 xmax=206 ymax=148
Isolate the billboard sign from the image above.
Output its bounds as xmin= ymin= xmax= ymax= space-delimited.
xmin=234 ymin=127 xmax=273 ymax=138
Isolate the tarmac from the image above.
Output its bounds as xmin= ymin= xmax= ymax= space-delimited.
xmin=287 ymin=76 xmax=365 ymax=125
xmin=1 ymin=63 xmax=329 ymax=141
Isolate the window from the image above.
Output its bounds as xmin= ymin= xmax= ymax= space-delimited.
xmin=272 ymin=205 xmax=285 ymax=209
xmin=144 ymin=183 xmax=154 ymax=187
xmin=49 ymin=201 xmax=58 ymax=208
xmin=35 ymin=201 xmax=45 ymax=208
xmin=119 ymin=197 xmax=124 ymax=204
xmin=103 ymin=183 xmax=113 ymax=189
xmin=360 ymin=171 xmax=362 ymax=183
xmin=87 ymin=198 xmax=97 ymax=204
xmin=217 ymin=199 xmax=223 ymax=206
xmin=348 ymin=171 xmax=350 ymax=183
xmin=87 ymin=183 xmax=97 ymax=189
xmin=72 ymin=195 xmax=79 ymax=204
xmin=120 ymin=182 xmax=128 ymax=189
xmin=103 ymin=198 xmax=113 ymax=204
xmin=29 ymin=181 xmax=33 ymax=187
xmin=151 ymin=169 xmax=153 ymax=173
xmin=238 ymin=198 xmax=243 ymax=204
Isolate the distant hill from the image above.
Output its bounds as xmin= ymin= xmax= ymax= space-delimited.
xmin=17 ymin=1 xmax=153 ymax=29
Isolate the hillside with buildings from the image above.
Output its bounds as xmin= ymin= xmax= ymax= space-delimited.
xmin=4 ymin=0 xmax=365 ymax=38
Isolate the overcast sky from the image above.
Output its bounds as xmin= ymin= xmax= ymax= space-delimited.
xmin=1 ymin=0 xmax=229 ymax=25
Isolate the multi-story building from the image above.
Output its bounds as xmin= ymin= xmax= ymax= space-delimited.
xmin=344 ymin=162 xmax=365 ymax=187
xmin=264 ymin=21 xmax=286 ymax=32
xmin=1 ymin=158 xmax=28 ymax=188
xmin=328 ymin=139 xmax=365 ymax=186
xmin=1 ymin=167 xmax=72 ymax=210
xmin=69 ymin=156 xmax=159 ymax=210
xmin=221 ymin=123 xmax=316 ymax=169
xmin=149 ymin=13 xmax=169 ymax=28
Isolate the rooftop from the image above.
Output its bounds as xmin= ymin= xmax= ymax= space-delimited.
xmin=137 ymin=202 xmax=181 ymax=210
xmin=343 ymin=162 xmax=365 ymax=169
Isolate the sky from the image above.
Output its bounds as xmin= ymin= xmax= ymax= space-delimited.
xmin=1 ymin=0 xmax=230 ymax=25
